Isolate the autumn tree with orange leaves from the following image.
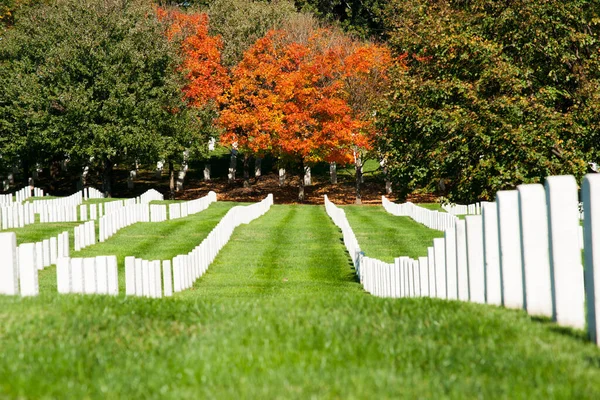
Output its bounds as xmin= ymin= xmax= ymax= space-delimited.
xmin=219 ymin=22 xmax=391 ymax=201
xmin=157 ymin=8 xmax=228 ymax=198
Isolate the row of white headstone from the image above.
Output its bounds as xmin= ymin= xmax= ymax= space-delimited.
xmin=442 ymin=203 xmax=481 ymax=216
xmin=79 ymin=203 xmax=101 ymax=221
xmin=382 ymin=198 xmax=459 ymax=231
xmin=124 ymin=258 xmax=172 ymax=298
xmin=324 ymin=195 xmax=362 ymax=272
xmin=0 ymin=186 xmax=43 ymax=206
xmin=382 ymin=177 xmax=586 ymax=324
xmin=0 ymin=231 xmax=69 ymax=296
xmin=97 ymin=192 xmax=218 ymax=242
xmin=0 ymin=202 xmax=35 ymax=229
xmin=167 ymin=191 xmax=218 ymax=220
xmin=330 ymin=174 xmax=600 ymax=347
xmin=56 ymin=256 xmax=118 ymax=295
xmin=124 ymin=194 xmax=274 ymax=298
xmin=74 ymin=221 xmax=96 ymax=251
xmin=0 ymin=193 xmax=12 ymax=205
xmin=150 ymin=204 xmax=167 ymax=222
xmin=168 ymin=203 xmax=187 ymax=220
xmin=32 ymin=190 xmax=83 ymax=211
xmin=15 ymin=187 xmax=43 ymax=203
xmin=99 ymin=205 xmax=149 ymax=242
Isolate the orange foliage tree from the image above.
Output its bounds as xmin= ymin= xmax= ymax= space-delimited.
xmin=219 ymin=27 xmax=392 ymax=201
xmin=157 ymin=7 xmax=228 ymax=197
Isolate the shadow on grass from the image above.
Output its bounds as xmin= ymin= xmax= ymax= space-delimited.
xmin=530 ymin=315 xmax=590 ymax=344
xmin=336 ymin=235 xmax=361 ymax=284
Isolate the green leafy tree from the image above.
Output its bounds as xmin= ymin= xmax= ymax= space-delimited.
xmin=207 ymin=0 xmax=298 ymax=67
xmin=376 ymin=0 xmax=599 ymax=202
xmin=293 ymin=0 xmax=386 ymax=39
xmin=0 ymin=0 xmax=196 ymax=195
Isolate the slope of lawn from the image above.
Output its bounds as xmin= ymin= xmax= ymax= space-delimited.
xmin=343 ymin=204 xmax=444 ymax=262
xmin=0 ymin=204 xmax=600 ymax=398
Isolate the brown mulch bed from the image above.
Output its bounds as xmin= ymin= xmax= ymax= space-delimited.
xmin=167 ymin=172 xmax=439 ymax=205
xmin=12 ymin=168 xmax=440 ymax=206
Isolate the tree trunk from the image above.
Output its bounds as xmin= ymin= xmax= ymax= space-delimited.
xmin=169 ymin=160 xmax=175 ymax=200
xmin=228 ymin=151 xmax=237 ymax=183
xmin=155 ymin=160 xmax=164 ymax=179
xmin=355 ymin=155 xmax=363 ymax=205
xmin=176 ymin=150 xmax=189 ymax=192
xmin=279 ymin=168 xmax=285 ymax=186
xmin=382 ymin=162 xmax=392 ymax=195
xmin=243 ymin=153 xmax=250 ymax=188
xmin=22 ymin=158 xmax=30 ymax=187
xmin=102 ymin=158 xmax=113 ymax=198
xmin=330 ymin=162 xmax=337 ymax=184
xmin=303 ymin=166 xmax=311 ymax=186
xmin=298 ymin=159 xmax=305 ymax=202
xmin=254 ymin=157 xmax=262 ymax=180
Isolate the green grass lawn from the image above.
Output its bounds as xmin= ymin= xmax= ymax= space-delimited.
xmin=343 ymin=204 xmax=444 ymax=262
xmin=0 ymin=204 xmax=600 ymax=398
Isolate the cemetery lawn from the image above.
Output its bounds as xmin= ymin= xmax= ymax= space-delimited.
xmin=1 ymin=205 xmax=600 ymax=398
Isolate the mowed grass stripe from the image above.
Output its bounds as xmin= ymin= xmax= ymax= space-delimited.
xmin=178 ymin=204 xmax=359 ymax=299
xmin=343 ymin=204 xmax=444 ymax=262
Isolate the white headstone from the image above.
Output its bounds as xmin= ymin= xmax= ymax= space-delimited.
xmin=433 ymin=238 xmax=446 ymax=298
xmin=142 ymin=260 xmax=150 ymax=297
xmin=18 ymin=243 xmax=39 ymax=296
xmin=107 ymin=256 xmax=118 ymax=295
xmin=95 ymin=256 xmax=109 ymax=294
xmin=496 ymin=190 xmax=523 ymax=309
xmin=583 ymin=174 xmax=600 ymax=345
xmin=427 ymin=247 xmax=436 ymax=297
xmin=80 ymin=204 xmax=87 ymax=221
xmin=134 ymin=258 xmax=143 ymax=296
xmin=71 ymin=258 xmax=84 ymax=293
xmin=56 ymin=257 xmax=71 ymax=294
xmin=455 ymin=219 xmax=469 ymax=301
xmin=419 ymin=257 xmax=429 ymax=297
xmin=0 ymin=232 xmax=19 ymax=295
xmin=518 ymin=183 xmax=552 ymax=317
xmin=545 ymin=176 xmax=585 ymax=329
xmin=163 ymin=260 xmax=173 ymax=297
xmin=83 ymin=257 xmax=97 ymax=294
xmin=482 ymin=202 xmax=502 ymax=306
xmin=125 ymin=256 xmax=136 ymax=296
xmin=466 ymin=215 xmax=485 ymax=303
xmin=445 ymin=229 xmax=458 ymax=300
xmin=154 ymin=260 xmax=162 ymax=298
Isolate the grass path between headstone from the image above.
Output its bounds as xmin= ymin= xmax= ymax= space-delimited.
xmin=343 ymin=204 xmax=445 ymax=262
xmin=1 ymin=204 xmax=600 ymax=398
